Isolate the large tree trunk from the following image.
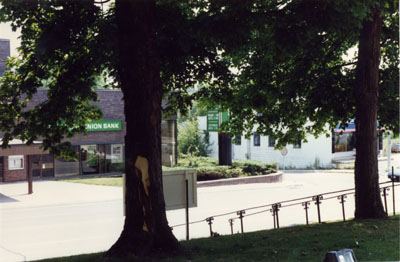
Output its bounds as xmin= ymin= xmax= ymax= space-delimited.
xmin=106 ymin=0 xmax=180 ymax=257
xmin=354 ymin=10 xmax=387 ymax=219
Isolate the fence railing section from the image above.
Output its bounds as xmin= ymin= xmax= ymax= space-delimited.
xmin=171 ymin=180 xmax=399 ymax=239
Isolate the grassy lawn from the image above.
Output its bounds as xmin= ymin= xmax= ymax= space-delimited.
xmin=34 ymin=216 xmax=399 ymax=262
xmin=59 ymin=177 xmax=123 ymax=187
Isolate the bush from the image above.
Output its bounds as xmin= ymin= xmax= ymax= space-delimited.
xmin=176 ymin=157 xmax=277 ymax=181
xmin=232 ymin=160 xmax=278 ymax=176
xmin=178 ymin=119 xmax=212 ymax=157
xmin=177 ymin=156 xmax=218 ymax=168
xmin=196 ymin=166 xmax=243 ymax=181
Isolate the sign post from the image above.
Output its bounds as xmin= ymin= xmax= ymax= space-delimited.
xmin=280 ymin=147 xmax=288 ymax=171
xmin=207 ymin=109 xmax=231 ymax=165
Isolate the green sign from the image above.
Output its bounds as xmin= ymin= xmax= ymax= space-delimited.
xmin=221 ymin=111 xmax=229 ymax=123
xmin=86 ymin=120 xmax=122 ymax=131
xmin=207 ymin=110 xmax=228 ymax=132
xmin=207 ymin=110 xmax=219 ymax=132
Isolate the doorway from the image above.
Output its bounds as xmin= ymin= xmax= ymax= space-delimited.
xmin=29 ymin=154 xmax=54 ymax=178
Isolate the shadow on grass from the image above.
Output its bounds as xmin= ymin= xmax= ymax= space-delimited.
xmin=34 ymin=216 xmax=399 ymax=262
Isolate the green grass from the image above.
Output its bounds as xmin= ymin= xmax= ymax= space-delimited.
xmin=34 ymin=216 xmax=399 ymax=262
xmin=59 ymin=177 xmax=123 ymax=187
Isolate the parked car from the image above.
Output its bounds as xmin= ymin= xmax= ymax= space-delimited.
xmin=388 ymin=166 xmax=400 ymax=182
xmin=391 ymin=143 xmax=400 ymax=153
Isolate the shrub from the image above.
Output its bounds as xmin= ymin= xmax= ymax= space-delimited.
xmin=176 ymin=157 xmax=277 ymax=181
xmin=178 ymin=119 xmax=212 ymax=157
xmin=177 ymin=156 xmax=218 ymax=168
xmin=196 ymin=166 xmax=243 ymax=181
xmin=232 ymin=160 xmax=278 ymax=176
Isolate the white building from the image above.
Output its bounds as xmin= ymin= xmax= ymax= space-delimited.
xmin=197 ymin=116 xmax=379 ymax=169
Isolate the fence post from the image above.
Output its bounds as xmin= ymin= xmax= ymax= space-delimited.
xmin=229 ymin=219 xmax=234 ymax=235
xmin=237 ymin=210 xmax=245 ymax=233
xmin=337 ymin=195 xmax=347 ymax=221
xmin=272 ymin=203 xmax=281 ymax=229
xmin=185 ymin=179 xmax=189 ymax=241
xmin=381 ymin=187 xmax=390 ymax=215
xmin=270 ymin=206 xmax=276 ymax=229
xmin=206 ymin=217 xmax=214 ymax=237
xmin=392 ymin=166 xmax=396 ymax=216
xmin=302 ymin=201 xmax=310 ymax=225
xmin=313 ymin=195 xmax=323 ymax=223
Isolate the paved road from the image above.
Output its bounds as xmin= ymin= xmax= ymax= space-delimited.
xmin=0 ymin=169 xmax=398 ymax=261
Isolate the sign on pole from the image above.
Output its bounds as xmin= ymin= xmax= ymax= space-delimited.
xmin=207 ymin=110 xmax=220 ymax=132
xmin=207 ymin=110 xmax=229 ymax=132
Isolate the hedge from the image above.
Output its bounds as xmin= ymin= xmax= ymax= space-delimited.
xmin=175 ymin=157 xmax=278 ymax=181
xmin=232 ymin=160 xmax=277 ymax=176
xmin=196 ymin=166 xmax=244 ymax=181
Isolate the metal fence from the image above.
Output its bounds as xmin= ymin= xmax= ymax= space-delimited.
xmin=171 ymin=179 xmax=399 ymax=240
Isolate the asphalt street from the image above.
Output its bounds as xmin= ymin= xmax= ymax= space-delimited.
xmin=0 ymin=161 xmax=399 ymax=261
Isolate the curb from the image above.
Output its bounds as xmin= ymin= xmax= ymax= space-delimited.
xmin=197 ymin=172 xmax=283 ymax=188
xmin=282 ymin=169 xmax=355 ymax=174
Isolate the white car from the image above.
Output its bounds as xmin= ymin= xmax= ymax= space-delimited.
xmin=388 ymin=166 xmax=400 ymax=182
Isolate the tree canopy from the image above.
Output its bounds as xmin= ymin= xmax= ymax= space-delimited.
xmin=2 ymin=1 xmax=396 ymax=150
xmin=0 ymin=0 xmax=398 ymax=256
xmin=192 ymin=0 xmax=398 ymax=146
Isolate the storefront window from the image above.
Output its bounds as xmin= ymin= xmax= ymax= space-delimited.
xmin=106 ymin=144 xmax=124 ymax=172
xmin=54 ymin=146 xmax=80 ymax=176
xmin=81 ymin=145 xmax=99 ymax=174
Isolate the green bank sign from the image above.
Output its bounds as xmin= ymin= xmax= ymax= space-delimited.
xmin=86 ymin=120 xmax=122 ymax=131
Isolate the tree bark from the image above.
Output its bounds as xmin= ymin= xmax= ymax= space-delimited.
xmin=218 ymin=133 xmax=232 ymax=166
xmin=354 ymin=9 xmax=387 ymax=219
xmin=106 ymin=0 xmax=180 ymax=257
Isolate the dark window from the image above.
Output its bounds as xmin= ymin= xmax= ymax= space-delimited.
xmin=268 ymin=136 xmax=276 ymax=147
xmin=333 ymin=132 xmax=356 ymax=153
xmin=253 ymin=133 xmax=261 ymax=147
xmin=293 ymin=140 xmax=301 ymax=149
xmin=234 ymin=136 xmax=241 ymax=146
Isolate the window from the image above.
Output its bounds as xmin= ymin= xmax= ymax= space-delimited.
xmin=268 ymin=136 xmax=276 ymax=147
xmin=253 ymin=132 xmax=261 ymax=147
xmin=293 ymin=140 xmax=302 ymax=149
xmin=9 ymin=155 xmax=24 ymax=170
xmin=333 ymin=132 xmax=356 ymax=153
xmin=111 ymin=144 xmax=124 ymax=163
xmin=234 ymin=136 xmax=241 ymax=146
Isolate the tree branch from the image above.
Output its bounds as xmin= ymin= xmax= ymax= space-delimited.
xmin=94 ymin=0 xmax=111 ymax=4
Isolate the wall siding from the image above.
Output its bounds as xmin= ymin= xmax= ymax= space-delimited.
xmin=198 ymin=116 xmax=333 ymax=169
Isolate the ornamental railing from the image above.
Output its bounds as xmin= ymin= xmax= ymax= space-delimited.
xmin=171 ymin=179 xmax=398 ymax=240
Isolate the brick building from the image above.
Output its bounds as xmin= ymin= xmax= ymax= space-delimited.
xmin=0 ymin=89 xmax=177 ymax=182
xmin=0 ymin=40 xmax=177 ymax=182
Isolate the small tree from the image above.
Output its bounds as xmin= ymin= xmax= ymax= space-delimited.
xmin=178 ymin=118 xmax=211 ymax=157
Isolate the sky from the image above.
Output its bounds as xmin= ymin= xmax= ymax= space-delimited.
xmin=0 ymin=22 xmax=21 ymax=56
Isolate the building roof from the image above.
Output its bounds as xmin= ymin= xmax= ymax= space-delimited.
xmin=0 ymin=138 xmax=42 ymax=145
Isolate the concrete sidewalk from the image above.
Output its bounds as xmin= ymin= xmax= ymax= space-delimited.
xmin=0 ymin=180 xmax=122 ymax=209
xmin=0 ymin=181 xmax=123 ymax=262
